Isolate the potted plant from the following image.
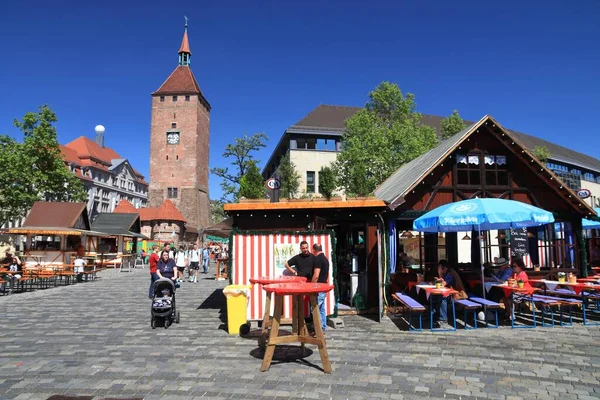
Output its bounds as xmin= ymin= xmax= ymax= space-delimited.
xmin=558 ymin=272 xmax=566 ymax=283
xmin=517 ymin=279 xmax=524 ymax=289
xmin=435 ymin=280 xmax=443 ymax=289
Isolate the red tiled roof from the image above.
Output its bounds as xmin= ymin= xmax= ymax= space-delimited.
xmin=113 ymin=199 xmax=138 ymax=213
xmin=178 ymin=30 xmax=191 ymax=55
xmin=61 ymin=136 xmax=147 ymax=184
xmin=113 ymin=199 xmax=185 ymax=223
xmin=158 ymin=200 xmax=186 ymax=222
xmin=153 ymin=66 xmax=202 ymax=95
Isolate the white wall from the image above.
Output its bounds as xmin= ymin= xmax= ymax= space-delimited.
xmin=289 ymin=150 xmax=338 ymax=197
xmin=582 ymin=180 xmax=600 ymax=209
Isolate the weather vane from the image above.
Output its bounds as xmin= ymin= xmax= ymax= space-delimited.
xmin=184 ymin=15 xmax=188 ymax=27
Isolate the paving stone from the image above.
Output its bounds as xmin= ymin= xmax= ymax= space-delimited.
xmin=1 ymin=266 xmax=600 ymax=399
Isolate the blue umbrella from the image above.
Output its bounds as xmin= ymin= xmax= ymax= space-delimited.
xmin=413 ymin=198 xmax=555 ymax=301
xmin=414 ymin=198 xmax=554 ymax=233
xmin=583 ymin=208 xmax=600 ymax=229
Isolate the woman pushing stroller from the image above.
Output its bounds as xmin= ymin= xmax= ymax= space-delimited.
xmin=156 ymin=250 xmax=178 ymax=286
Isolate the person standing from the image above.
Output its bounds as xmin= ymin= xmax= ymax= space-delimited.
xmin=73 ymin=255 xmax=86 ymax=283
xmin=175 ymin=245 xmax=187 ymax=283
xmin=189 ymin=244 xmax=201 ymax=283
xmin=202 ymin=245 xmax=211 ymax=274
xmin=311 ymin=243 xmax=329 ymax=334
xmin=284 ymin=241 xmax=315 ymax=280
xmin=148 ymin=245 xmax=160 ymax=299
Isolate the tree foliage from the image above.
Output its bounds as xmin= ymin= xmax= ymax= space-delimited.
xmin=210 ymin=132 xmax=267 ymax=202
xmin=0 ymin=105 xmax=86 ymax=225
xmin=238 ymin=160 xmax=265 ymax=199
xmin=334 ymin=82 xmax=439 ymax=196
xmin=318 ymin=165 xmax=337 ymax=200
xmin=532 ymin=145 xmax=551 ymax=163
xmin=209 ymin=199 xmax=227 ymax=225
xmin=277 ymin=153 xmax=301 ymax=199
xmin=440 ymin=109 xmax=466 ymax=139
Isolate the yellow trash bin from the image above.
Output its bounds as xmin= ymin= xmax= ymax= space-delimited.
xmin=223 ymin=285 xmax=251 ymax=335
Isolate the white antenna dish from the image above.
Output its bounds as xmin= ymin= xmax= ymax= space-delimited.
xmin=95 ymin=125 xmax=105 ymax=134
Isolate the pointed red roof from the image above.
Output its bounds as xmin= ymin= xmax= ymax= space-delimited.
xmin=178 ymin=29 xmax=191 ymax=55
xmin=153 ymin=66 xmax=203 ymax=95
xmin=113 ymin=199 xmax=137 ymax=213
xmin=158 ymin=200 xmax=186 ymax=222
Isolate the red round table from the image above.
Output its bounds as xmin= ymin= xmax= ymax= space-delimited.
xmin=249 ymin=276 xmax=308 ymax=334
xmin=260 ymin=282 xmax=334 ymax=373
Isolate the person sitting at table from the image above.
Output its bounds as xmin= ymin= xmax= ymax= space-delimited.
xmin=500 ymin=256 xmax=531 ymax=318
xmin=1 ymin=250 xmax=14 ymax=268
xmin=489 ymin=257 xmax=513 ymax=283
xmin=432 ymin=259 xmax=467 ymax=328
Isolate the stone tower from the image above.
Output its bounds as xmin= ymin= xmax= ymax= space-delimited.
xmin=149 ymin=22 xmax=211 ymax=231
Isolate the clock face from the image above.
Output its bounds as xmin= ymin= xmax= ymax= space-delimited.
xmin=167 ymin=132 xmax=180 ymax=145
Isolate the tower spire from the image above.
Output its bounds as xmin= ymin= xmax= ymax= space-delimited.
xmin=178 ymin=16 xmax=191 ymax=66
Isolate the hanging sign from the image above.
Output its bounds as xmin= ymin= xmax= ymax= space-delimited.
xmin=266 ymin=178 xmax=281 ymax=190
xmin=509 ymin=227 xmax=529 ymax=259
xmin=577 ymin=188 xmax=591 ymax=199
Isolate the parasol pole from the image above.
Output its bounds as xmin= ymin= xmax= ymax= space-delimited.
xmin=479 ymin=224 xmax=486 ymax=300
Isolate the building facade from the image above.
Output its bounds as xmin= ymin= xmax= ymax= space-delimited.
xmin=148 ymin=22 xmax=211 ymax=231
xmin=262 ymin=105 xmax=600 ymax=205
xmin=60 ymin=129 xmax=148 ymax=221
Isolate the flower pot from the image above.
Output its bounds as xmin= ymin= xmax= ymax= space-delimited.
xmin=435 ymin=282 xmax=442 ymax=289
xmin=517 ymin=282 xmax=524 ymax=289
xmin=558 ymin=277 xmax=566 ymax=283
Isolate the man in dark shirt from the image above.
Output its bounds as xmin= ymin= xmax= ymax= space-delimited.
xmin=311 ymin=243 xmax=330 ymax=334
xmin=284 ymin=241 xmax=315 ymax=280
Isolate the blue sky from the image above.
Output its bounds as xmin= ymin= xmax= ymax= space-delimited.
xmin=1 ymin=1 xmax=599 ymax=200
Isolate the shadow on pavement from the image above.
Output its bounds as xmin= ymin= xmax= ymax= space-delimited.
xmin=249 ymin=345 xmax=320 ymax=371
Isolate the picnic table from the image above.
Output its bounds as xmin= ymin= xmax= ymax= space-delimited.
xmin=415 ymin=283 xmax=458 ymax=331
xmin=530 ymin=279 xmax=600 ymax=326
xmin=492 ymin=283 xmax=539 ymax=329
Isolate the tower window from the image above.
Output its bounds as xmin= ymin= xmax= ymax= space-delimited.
xmin=185 ymin=95 xmax=190 ymax=101
xmin=166 ymin=155 xmax=168 ymax=161
xmin=160 ymin=96 xmax=165 ymax=102
xmin=167 ymin=187 xmax=178 ymax=198
xmin=172 ymin=96 xmax=178 ymax=102
xmin=171 ymin=123 xmax=177 ymax=128
xmin=176 ymin=155 xmax=179 ymax=160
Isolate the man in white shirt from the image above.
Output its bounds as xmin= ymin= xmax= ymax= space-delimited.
xmin=189 ymin=244 xmax=201 ymax=283
xmin=73 ymin=255 xmax=86 ymax=282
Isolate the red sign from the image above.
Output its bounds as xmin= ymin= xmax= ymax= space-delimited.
xmin=577 ymin=188 xmax=591 ymax=199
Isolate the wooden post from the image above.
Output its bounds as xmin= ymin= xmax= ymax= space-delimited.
xmin=260 ymin=294 xmax=282 ymax=372
xmin=573 ymin=217 xmax=587 ymax=278
xmin=310 ymin=294 xmax=332 ymax=373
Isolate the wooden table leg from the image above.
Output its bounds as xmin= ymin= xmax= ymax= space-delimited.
xmin=261 ymin=294 xmax=282 ymax=372
xmin=296 ymin=294 xmax=306 ymax=357
xmin=310 ymin=294 xmax=332 ymax=373
xmin=292 ymin=293 xmax=298 ymax=334
xmin=261 ymin=291 xmax=272 ymax=334
xmin=215 ymin=261 xmax=221 ymax=280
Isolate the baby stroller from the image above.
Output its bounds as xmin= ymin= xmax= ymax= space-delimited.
xmin=151 ymin=278 xmax=180 ymax=329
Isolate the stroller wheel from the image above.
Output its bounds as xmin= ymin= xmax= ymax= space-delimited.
xmin=175 ymin=311 xmax=180 ymax=324
xmin=240 ymin=323 xmax=250 ymax=336
xmin=164 ymin=319 xmax=170 ymax=329
xmin=151 ymin=317 xmax=156 ymax=329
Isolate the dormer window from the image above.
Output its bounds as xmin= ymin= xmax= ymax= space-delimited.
xmin=172 ymin=96 xmax=178 ymax=102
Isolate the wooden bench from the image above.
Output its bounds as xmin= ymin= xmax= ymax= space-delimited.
xmin=533 ymin=294 xmax=582 ymax=326
xmin=468 ymin=296 xmax=501 ymax=328
xmin=455 ymin=299 xmax=482 ymax=330
xmin=392 ymin=293 xmax=426 ymax=332
xmin=531 ymin=295 xmax=563 ymax=327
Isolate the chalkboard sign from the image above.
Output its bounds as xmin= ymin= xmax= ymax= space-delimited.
xmin=510 ymin=227 xmax=529 ymax=258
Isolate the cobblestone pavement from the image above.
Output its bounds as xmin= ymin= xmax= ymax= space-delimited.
xmin=1 ymin=265 xmax=600 ymax=400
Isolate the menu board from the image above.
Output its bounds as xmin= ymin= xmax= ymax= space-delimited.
xmin=510 ymin=227 xmax=529 ymax=258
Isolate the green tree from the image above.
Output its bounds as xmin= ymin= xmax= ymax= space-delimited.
xmin=277 ymin=153 xmax=301 ymax=199
xmin=209 ymin=199 xmax=227 ymax=225
xmin=532 ymin=145 xmax=551 ymax=163
xmin=440 ymin=109 xmax=466 ymax=139
xmin=318 ymin=164 xmax=337 ymax=200
xmin=335 ymin=82 xmax=439 ymax=196
xmin=210 ymin=132 xmax=267 ymax=202
xmin=0 ymin=105 xmax=86 ymax=225
xmin=238 ymin=161 xmax=265 ymax=199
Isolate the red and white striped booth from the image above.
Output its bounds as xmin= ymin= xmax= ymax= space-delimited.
xmin=230 ymin=232 xmax=335 ymax=321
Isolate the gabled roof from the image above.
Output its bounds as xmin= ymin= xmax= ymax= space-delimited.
xmin=113 ymin=199 xmax=137 ymax=213
xmin=23 ymin=202 xmax=89 ymax=229
xmin=374 ymin=118 xmax=481 ymax=205
xmin=153 ymin=66 xmax=202 ymax=95
xmin=91 ymin=213 xmax=146 ymax=238
xmin=158 ymin=200 xmax=186 ymax=222
xmin=374 ymin=115 xmax=597 ymax=217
